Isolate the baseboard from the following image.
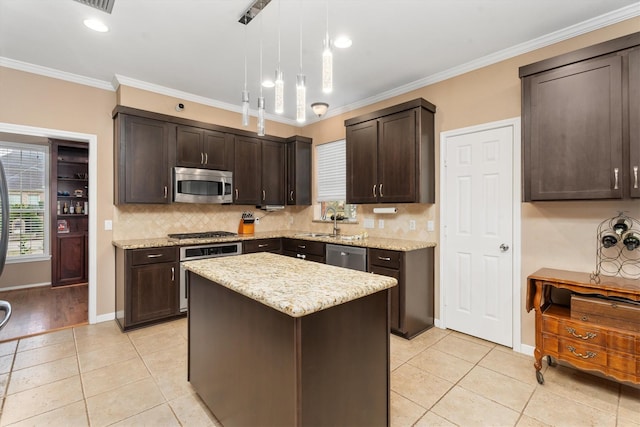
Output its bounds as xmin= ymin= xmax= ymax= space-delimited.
xmin=95 ymin=312 xmax=116 ymax=324
xmin=519 ymin=343 xmax=535 ymax=357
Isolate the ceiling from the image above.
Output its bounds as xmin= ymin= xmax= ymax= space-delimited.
xmin=1 ymin=1 xmax=639 ymax=126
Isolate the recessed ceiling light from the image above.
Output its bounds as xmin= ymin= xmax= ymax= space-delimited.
xmin=261 ymin=79 xmax=275 ymax=88
xmin=83 ymin=19 xmax=109 ymax=32
xmin=334 ymin=36 xmax=352 ymax=49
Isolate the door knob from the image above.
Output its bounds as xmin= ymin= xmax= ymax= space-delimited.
xmin=499 ymin=244 xmax=510 ymax=252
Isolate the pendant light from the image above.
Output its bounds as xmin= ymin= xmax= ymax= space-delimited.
xmin=241 ymin=19 xmax=250 ymax=127
xmin=296 ymin=0 xmax=306 ymax=123
xmin=274 ymin=0 xmax=284 ymax=114
xmin=322 ymin=1 xmax=332 ymax=93
xmin=257 ymin=10 xmax=266 ymax=136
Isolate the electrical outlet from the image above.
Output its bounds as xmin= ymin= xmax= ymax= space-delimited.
xmin=427 ymin=220 xmax=435 ymax=232
xmin=104 ymin=220 xmax=112 ymax=230
xmin=378 ymin=219 xmax=384 ymax=229
xmin=409 ymin=220 xmax=416 ymax=230
xmin=255 ymin=217 xmax=260 ymax=224
xmin=363 ymin=218 xmax=375 ymax=229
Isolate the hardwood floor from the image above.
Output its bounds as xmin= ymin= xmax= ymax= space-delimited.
xmin=0 ymin=283 xmax=88 ymax=343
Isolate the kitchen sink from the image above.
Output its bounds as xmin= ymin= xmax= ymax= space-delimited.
xmin=294 ymin=232 xmax=336 ymax=238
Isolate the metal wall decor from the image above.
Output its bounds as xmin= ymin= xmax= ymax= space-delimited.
xmin=592 ymin=212 xmax=640 ymax=281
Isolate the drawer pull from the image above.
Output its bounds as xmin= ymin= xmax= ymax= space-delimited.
xmin=634 ymin=166 xmax=639 ymax=189
xmin=298 ymin=245 xmax=306 ymax=249
xmin=258 ymin=244 xmax=269 ymax=248
xmin=171 ymin=267 xmax=175 ymax=281
xmin=378 ymin=256 xmax=391 ymax=261
xmin=565 ymin=327 xmax=597 ymax=340
xmin=147 ymin=254 xmax=163 ymax=258
xmin=297 ymin=254 xmax=306 ymax=260
xmin=614 ymin=167 xmax=619 ymax=190
xmin=567 ymin=346 xmax=596 ymax=359
xmin=581 ymin=315 xmax=589 ymax=322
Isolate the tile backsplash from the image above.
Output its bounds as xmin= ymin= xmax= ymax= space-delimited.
xmin=113 ymin=203 xmax=438 ymax=243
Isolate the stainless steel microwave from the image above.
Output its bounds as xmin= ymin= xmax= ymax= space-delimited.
xmin=173 ymin=167 xmax=233 ymax=204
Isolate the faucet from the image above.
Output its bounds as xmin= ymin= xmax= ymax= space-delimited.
xmin=325 ymin=207 xmax=340 ymax=237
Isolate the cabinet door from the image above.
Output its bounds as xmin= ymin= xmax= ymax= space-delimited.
xmin=524 ymin=55 xmax=623 ymax=200
xmin=54 ymin=234 xmax=86 ymax=286
xmin=370 ymin=265 xmax=401 ymax=332
xmin=346 ymin=120 xmax=378 ymax=204
xmin=261 ymin=140 xmax=285 ymax=205
xmin=118 ymin=115 xmax=172 ymax=204
xmin=176 ymin=125 xmax=205 ymax=168
xmin=629 ymin=48 xmax=640 ymax=198
xmin=378 ymin=109 xmax=417 ymax=202
xmin=202 ymin=130 xmax=228 ymax=170
xmin=287 ymin=139 xmax=312 ymax=205
xmin=233 ymin=136 xmax=261 ymax=204
xmin=130 ymin=262 xmax=178 ymax=324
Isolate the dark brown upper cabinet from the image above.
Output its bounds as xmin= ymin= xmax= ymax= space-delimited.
xmin=261 ymin=140 xmax=286 ymax=206
xmin=114 ymin=112 xmax=175 ymax=204
xmin=176 ymin=125 xmax=231 ymax=170
xmin=233 ymin=136 xmax=261 ymax=205
xmin=520 ymin=32 xmax=640 ymax=201
xmin=345 ymin=98 xmax=436 ymax=204
xmin=286 ymin=136 xmax=312 ymax=205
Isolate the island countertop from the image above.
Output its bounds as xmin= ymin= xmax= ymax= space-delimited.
xmin=182 ymin=252 xmax=397 ymax=317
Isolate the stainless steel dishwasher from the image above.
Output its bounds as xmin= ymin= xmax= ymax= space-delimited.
xmin=325 ymin=244 xmax=367 ymax=271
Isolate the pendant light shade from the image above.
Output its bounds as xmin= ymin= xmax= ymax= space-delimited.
xmin=275 ymin=69 xmax=284 ymax=114
xmin=257 ymin=96 xmax=265 ymax=136
xmin=241 ymin=90 xmax=250 ymax=127
xmin=322 ymin=38 xmax=333 ymax=93
xmin=296 ymin=74 xmax=306 ymax=123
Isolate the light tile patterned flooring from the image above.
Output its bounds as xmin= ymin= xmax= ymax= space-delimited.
xmin=0 ymin=318 xmax=638 ymax=426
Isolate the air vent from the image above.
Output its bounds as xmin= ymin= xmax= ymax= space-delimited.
xmin=73 ymin=0 xmax=115 ymax=14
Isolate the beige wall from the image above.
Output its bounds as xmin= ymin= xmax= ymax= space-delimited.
xmin=0 ymin=17 xmax=638 ymax=347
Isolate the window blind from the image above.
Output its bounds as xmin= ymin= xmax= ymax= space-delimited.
xmin=316 ymin=139 xmax=346 ymax=202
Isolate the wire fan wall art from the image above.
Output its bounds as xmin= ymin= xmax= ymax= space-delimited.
xmin=593 ymin=213 xmax=640 ymax=281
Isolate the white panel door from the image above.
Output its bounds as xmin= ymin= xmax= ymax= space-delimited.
xmin=444 ymin=125 xmax=513 ymax=346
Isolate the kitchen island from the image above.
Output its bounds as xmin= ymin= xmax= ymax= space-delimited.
xmin=183 ymin=252 xmax=397 ymax=426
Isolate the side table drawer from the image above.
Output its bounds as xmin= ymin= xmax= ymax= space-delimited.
xmin=558 ymin=338 xmax=607 ymax=369
xmin=572 ymin=295 xmax=640 ymax=333
xmin=558 ymin=319 xmax=606 ymax=347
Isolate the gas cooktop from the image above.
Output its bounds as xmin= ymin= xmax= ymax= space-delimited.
xmin=167 ymin=231 xmax=237 ymax=241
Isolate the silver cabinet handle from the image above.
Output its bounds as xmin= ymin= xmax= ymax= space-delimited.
xmin=634 ymin=166 xmax=638 ymax=189
xmin=258 ymin=244 xmax=269 ymax=248
xmin=297 ymin=253 xmax=306 ymax=259
xmin=614 ymin=167 xmax=619 ymax=190
xmin=262 ymin=190 xmax=266 ymax=201
xmin=204 ymin=153 xmax=208 ymax=165
xmin=290 ymin=190 xmax=294 ymax=201
xmin=298 ymin=245 xmax=306 ymax=249
xmin=147 ymin=254 xmax=163 ymax=258
xmin=164 ymin=186 xmax=168 ymax=199
xmin=201 ymin=152 xmax=204 ymax=164
xmin=378 ymin=256 xmax=391 ymax=261
xmin=340 ymin=252 xmax=348 ymax=256
xmin=380 ymin=183 xmax=383 ymax=197
xmin=171 ymin=267 xmax=175 ymax=281
xmin=235 ymin=189 xmax=239 ymax=200
xmin=373 ymin=184 xmax=377 ymax=197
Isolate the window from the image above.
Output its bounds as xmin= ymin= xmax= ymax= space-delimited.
xmin=0 ymin=142 xmax=48 ymax=260
xmin=315 ymin=139 xmax=356 ymax=221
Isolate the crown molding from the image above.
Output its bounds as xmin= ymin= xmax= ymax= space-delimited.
xmin=0 ymin=57 xmax=114 ymax=91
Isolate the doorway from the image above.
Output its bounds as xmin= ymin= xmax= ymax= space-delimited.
xmin=0 ymin=122 xmax=97 ymax=342
xmin=439 ymin=118 xmax=521 ymax=349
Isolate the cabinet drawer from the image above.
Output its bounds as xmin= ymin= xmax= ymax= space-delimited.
xmin=572 ymin=294 xmax=640 ymax=332
xmin=608 ymin=330 xmax=637 ymax=353
xmin=369 ymin=248 xmax=401 ymax=269
xmin=244 ymin=238 xmax=282 ymax=254
xmin=558 ymin=338 xmax=607 ymax=368
xmin=557 ymin=318 xmax=607 ymax=347
xmin=282 ymin=239 xmax=325 ymax=257
xmin=131 ymin=247 xmax=178 ymax=266
xmin=282 ymin=250 xmax=324 ymax=264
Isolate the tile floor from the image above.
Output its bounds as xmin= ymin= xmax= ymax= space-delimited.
xmin=0 ymin=318 xmax=638 ymax=426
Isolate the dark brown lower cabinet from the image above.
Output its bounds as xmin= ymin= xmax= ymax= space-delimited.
xmin=242 ymin=238 xmax=282 ymax=254
xmin=188 ymin=272 xmax=390 ymax=426
xmin=282 ymin=238 xmax=325 ymax=263
xmin=115 ymin=246 xmax=180 ymax=331
xmin=369 ymin=247 xmax=434 ymax=339
xmin=55 ymin=234 xmax=87 ymax=286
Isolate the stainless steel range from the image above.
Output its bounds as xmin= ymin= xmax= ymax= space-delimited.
xmin=171 ymin=231 xmax=242 ymax=312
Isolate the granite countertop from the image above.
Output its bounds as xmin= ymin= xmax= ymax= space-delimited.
xmin=182 ymin=252 xmax=397 ymax=317
xmin=112 ymin=230 xmax=436 ymax=251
